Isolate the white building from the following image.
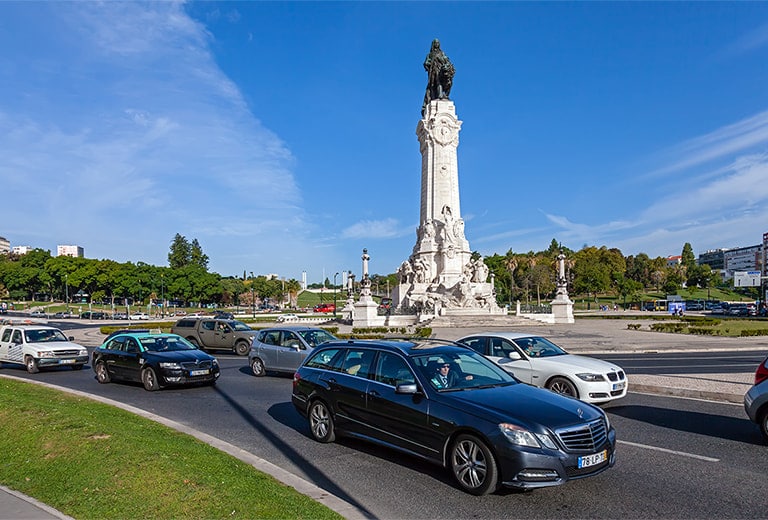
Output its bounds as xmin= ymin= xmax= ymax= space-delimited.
xmin=0 ymin=236 xmax=9 ymax=254
xmin=11 ymin=245 xmax=32 ymax=255
xmin=723 ymin=245 xmax=762 ymax=280
xmin=57 ymin=245 xmax=84 ymax=258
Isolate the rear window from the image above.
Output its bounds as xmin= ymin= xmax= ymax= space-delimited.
xmin=174 ymin=319 xmax=198 ymax=328
xmin=304 ymin=348 xmax=344 ymax=370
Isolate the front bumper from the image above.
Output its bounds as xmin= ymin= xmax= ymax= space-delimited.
xmin=38 ymin=355 xmax=89 ymax=368
xmin=158 ymin=366 xmax=220 ymax=386
xmin=496 ymin=427 xmax=617 ymax=489
xmin=575 ymin=379 xmax=628 ymax=403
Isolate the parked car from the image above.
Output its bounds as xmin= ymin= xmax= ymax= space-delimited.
xmin=112 ymin=312 xmax=129 ymax=320
xmin=212 ymin=311 xmax=235 ymax=320
xmin=457 ymin=332 xmax=627 ymax=404
xmin=80 ymin=311 xmax=107 ymax=320
xmin=313 ymin=303 xmax=335 ymax=313
xmin=129 ymin=312 xmax=150 ymax=320
xmin=249 ymin=326 xmax=336 ymax=376
xmin=728 ymin=303 xmax=749 ymax=316
xmin=52 ymin=311 xmax=74 ymax=319
xmin=292 ymin=339 xmax=615 ymax=494
xmin=29 ymin=310 xmax=48 ymax=318
xmin=744 ymin=354 xmax=768 ymax=443
xmin=276 ymin=313 xmax=300 ymax=323
xmin=91 ymin=331 xmax=220 ymax=391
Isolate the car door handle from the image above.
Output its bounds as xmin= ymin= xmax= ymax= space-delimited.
xmin=367 ymin=390 xmax=380 ymax=397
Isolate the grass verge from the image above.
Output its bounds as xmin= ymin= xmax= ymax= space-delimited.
xmin=0 ymin=378 xmax=341 ymax=520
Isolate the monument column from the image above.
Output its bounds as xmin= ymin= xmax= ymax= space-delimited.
xmin=389 ymin=39 xmax=502 ymax=317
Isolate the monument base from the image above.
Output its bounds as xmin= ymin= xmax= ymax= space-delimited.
xmin=550 ymin=296 xmax=574 ymax=324
xmin=352 ymin=299 xmax=380 ymax=328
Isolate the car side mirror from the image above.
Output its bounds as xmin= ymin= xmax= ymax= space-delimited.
xmin=68 ymin=336 xmax=75 ymax=341
xmin=508 ymin=351 xmax=521 ymax=360
xmin=395 ymin=383 xmax=419 ymax=394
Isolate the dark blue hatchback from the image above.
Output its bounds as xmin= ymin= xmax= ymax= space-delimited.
xmin=292 ymin=338 xmax=616 ymax=495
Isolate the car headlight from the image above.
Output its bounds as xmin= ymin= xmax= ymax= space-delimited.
xmin=576 ymin=373 xmax=606 ymax=382
xmin=499 ymin=423 xmax=556 ymax=449
xmin=159 ymin=362 xmax=182 ymax=369
xmin=78 ymin=349 xmax=87 ymax=356
xmin=36 ymin=351 xmax=54 ymax=357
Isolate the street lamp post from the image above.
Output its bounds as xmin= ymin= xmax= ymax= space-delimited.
xmin=250 ymin=271 xmax=255 ymax=318
xmin=161 ymin=274 xmax=165 ymax=318
xmin=64 ymin=274 xmax=69 ymax=313
xmin=333 ymin=272 xmax=339 ymax=317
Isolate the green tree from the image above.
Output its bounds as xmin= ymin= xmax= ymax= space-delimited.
xmin=190 ymin=239 xmax=209 ymax=270
xmin=168 ymin=234 xmax=192 ymax=269
xmin=681 ymin=242 xmax=696 ymax=271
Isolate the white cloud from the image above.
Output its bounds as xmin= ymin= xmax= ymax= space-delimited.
xmin=341 ymin=219 xmax=409 ymax=239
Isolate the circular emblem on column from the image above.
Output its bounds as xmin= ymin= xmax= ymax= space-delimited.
xmin=433 ymin=117 xmax=456 ymax=146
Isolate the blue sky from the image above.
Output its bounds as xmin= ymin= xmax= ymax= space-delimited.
xmin=2 ymin=2 xmax=768 ymax=283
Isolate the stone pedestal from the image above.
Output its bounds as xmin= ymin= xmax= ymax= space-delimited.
xmin=550 ymin=295 xmax=574 ymax=324
xmin=352 ymin=299 xmax=380 ymax=327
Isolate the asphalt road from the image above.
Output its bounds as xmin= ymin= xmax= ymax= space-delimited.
xmin=2 ymin=352 xmax=766 ymax=519
xmin=600 ymin=349 xmax=767 ymax=375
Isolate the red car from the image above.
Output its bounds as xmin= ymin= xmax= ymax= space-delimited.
xmin=313 ymin=304 xmax=335 ymax=313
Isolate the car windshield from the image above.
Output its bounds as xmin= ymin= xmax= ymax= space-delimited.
xmin=24 ymin=329 xmax=68 ymax=343
xmin=514 ymin=337 xmax=567 ymax=358
xmin=298 ymin=329 xmax=337 ymax=347
xmin=139 ymin=336 xmax=197 ymax=352
xmin=412 ymin=350 xmax=516 ymax=391
xmin=230 ymin=321 xmax=253 ymax=331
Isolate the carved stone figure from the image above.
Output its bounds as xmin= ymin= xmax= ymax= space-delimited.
xmin=472 ymin=257 xmax=489 ymax=283
xmin=422 ymin=39 xmax=455 ymax=115
xmin=413 ymin=257 xmax=430 ymax=283
xmin=398 ymin=260 xmax=413 ymax=285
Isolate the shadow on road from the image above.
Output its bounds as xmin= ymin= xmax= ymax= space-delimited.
xmin=609 ymin=404 xmax=763 ymax=444
xmin=212 ymin=386 xmax=379 ymax=519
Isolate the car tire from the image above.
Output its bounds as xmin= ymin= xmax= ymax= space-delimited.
xmin=759 ymin=409 xmax=768 ymax=443
xmin=25 ymin=356 xmax=39 ymax=374
xmin=142 ymin=367 xmax=160 ymax=391
xmin=547 ymin=376 xmax=579 ymax=398
xmin=308 ymin=400 xmax=335 ymax=443
xmin=95 ymin=362 xmax=111 ymax=384
xmin=251 ymin=357 xmax=266 ymax=377
xmin=235 ymin=341 xmax=250 ymax=356
xmin=450 ymin=434 xmax=499 ymax=496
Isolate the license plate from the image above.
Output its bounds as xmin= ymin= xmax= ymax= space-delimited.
xmin=578 ymin=450 xmax=607 ymax=469
xmin=612 ymin=382 xmax=625 ymax=391
xmin=60 ymin=359 xmax=76 ymax=364
xmin=189 ymin=369 xmax=209 ymax=376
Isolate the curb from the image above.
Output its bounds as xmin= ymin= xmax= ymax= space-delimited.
xmin=630 ymin=383 xmax=744 ymax=404
xmin=0 ymin=484 xmax=75 ymax=520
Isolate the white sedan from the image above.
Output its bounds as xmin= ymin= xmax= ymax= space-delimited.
xmin=457 ymin=332 xmax=627 ymax=404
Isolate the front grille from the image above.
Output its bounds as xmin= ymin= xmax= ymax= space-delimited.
xmin=606 ymin=370 xmax=626 ymax=382
xmin=53 ymin=350 xmax=81 ymax=357
xmin=557 ymin=419 xmax=607 ymax=452
xmin=181 ymin=360 xmax=213 ymax=370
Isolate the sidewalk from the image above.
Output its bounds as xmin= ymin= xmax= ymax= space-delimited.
xmin=0 ymin=485 xmax=73 ymax=520
xmin=3 ymin=316 xmax=763 ymax=519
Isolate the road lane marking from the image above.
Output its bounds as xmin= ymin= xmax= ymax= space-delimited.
xmin=617 ymin=440 xmax=720 ymax=462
